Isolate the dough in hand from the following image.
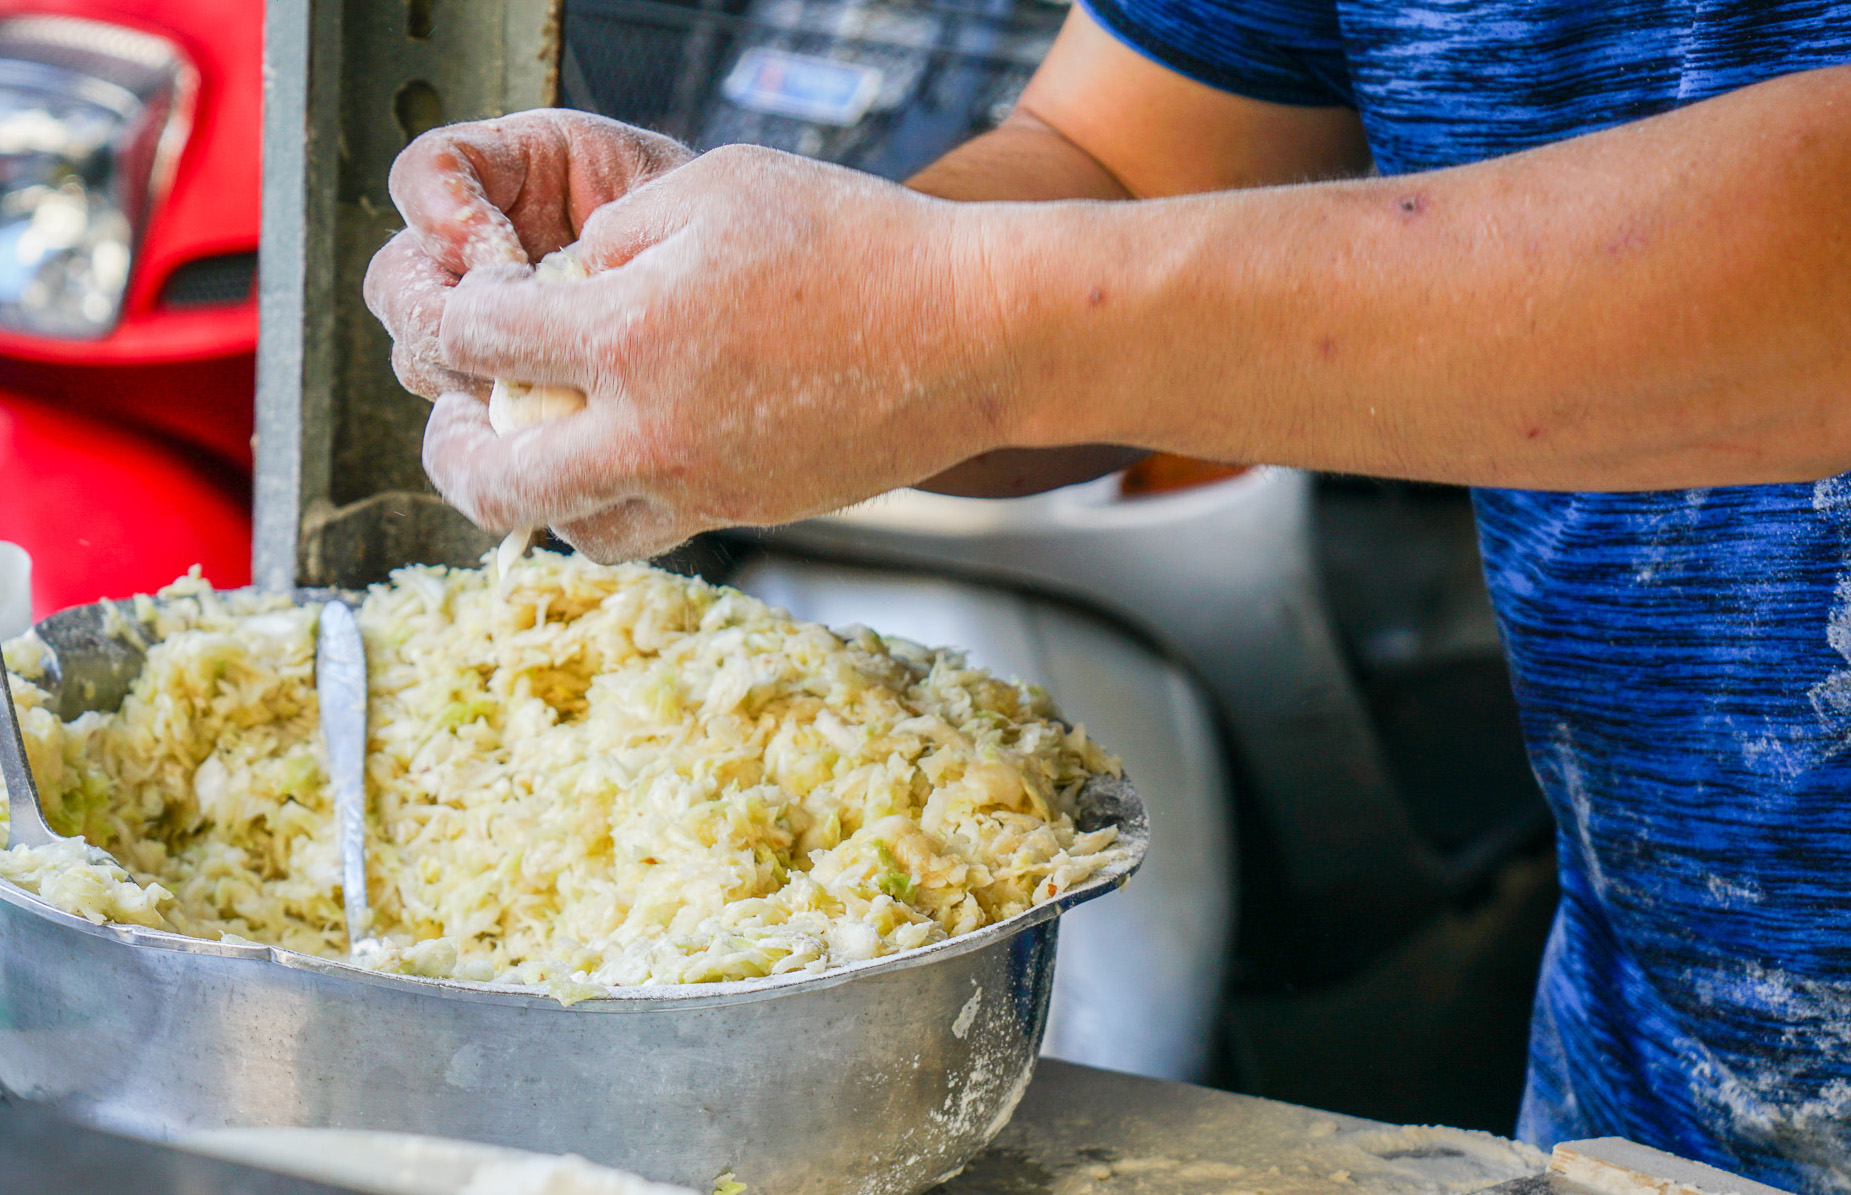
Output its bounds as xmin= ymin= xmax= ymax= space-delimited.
xmin=488 ymin=250 xmax=591 ymax=574
xmin=488 ymin=249 xmax=591 ymax=432
xmin=489 ymin=379 xmax=586 ymax=434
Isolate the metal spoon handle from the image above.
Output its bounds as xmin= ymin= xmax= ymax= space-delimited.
xmin=316 ymin=601 xmax=372 ymax=947
xmin=1 ymin=660 xmax=55 ymax=848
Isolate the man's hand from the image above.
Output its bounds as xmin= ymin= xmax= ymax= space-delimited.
xmin=373 ymin=52 xmax=1851 ymax=552
xmin=422 ymin=146 xmax=1014 ymax=562
xmin=363 ymin=110 xmax=692 ymax=401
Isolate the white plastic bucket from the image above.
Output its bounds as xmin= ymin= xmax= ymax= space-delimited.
xmin=0 ymin=542 xmax=31 ymax=641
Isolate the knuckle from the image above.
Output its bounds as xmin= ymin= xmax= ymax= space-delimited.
xmin=362 ymin=271 xmax=388 ymax=325
xmin=635 ymin=127 xmax=695 ymax=170
xmin=435 ymin=303 xmax=464 ymax=352
xmin=420 ymin=452 xmax=464 ymax=512
xmin=562 ymin=109 xmax=617 ymax=137
xmin=435 ymin=294 xmax=482 ymax=364
xmin=387 ymin=132 xmax=455 ymax=202
xmin=421 ymin=444 xmax=489 ymax=524
xmin=577 ymin=202 xmax=619 ymax=241
xmin=361 ymin=241 xmax=407 ymax=321
xmin=390 ymin=342 xmax=417 ymax=388
xmin=710 ymin=144 xmax=762 ymax=170
xmin=434 ymin=327 xmax=494 ymax=383
xmin=700 ymin=143 xmax=754 ymax=172
xmin=393 ymin=345 xmax=444 ymax=399
xmin=385 ymin=154 xmax=415 ymax=205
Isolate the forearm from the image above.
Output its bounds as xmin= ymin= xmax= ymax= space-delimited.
xmin=981 ymin=63 xmax=1851 ymax=490
xmin=907 ymin=113 xmax=1139 ymax=494
xmin=905 ymin=7 xmax=1376 ymax=498
xmin=909 ymin=111 xmax=1132 ymax=202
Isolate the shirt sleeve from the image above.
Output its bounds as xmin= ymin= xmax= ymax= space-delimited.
xmin=1076 ymin=0 xmax=1354 ymax=108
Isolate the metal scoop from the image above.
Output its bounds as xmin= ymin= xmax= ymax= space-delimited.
xmin=316 ymin=600 xmax=382 ymax=961
xmin=1 ymin=656 xmax=123 ymax=868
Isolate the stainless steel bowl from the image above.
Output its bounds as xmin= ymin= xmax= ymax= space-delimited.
xmin=0 ymin=593 xmax=1149 ymax=1195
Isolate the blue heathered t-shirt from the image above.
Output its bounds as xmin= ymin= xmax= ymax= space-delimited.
xmin=1068 ymin=1 xmax=1851 ymax=1188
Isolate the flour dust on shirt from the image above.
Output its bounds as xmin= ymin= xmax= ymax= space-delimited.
xmin=1068 ymin=0 xmax=1851 ymax=1189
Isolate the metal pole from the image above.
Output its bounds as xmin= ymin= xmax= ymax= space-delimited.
xmin=256 ymin=0 xmax=563 ymax=590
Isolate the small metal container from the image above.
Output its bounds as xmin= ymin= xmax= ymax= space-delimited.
xmin=0 ymin=594 xmax=1148 ymax=1195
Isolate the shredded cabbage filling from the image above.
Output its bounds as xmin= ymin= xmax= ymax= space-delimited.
xmin=0 ymin=555 xmax=1121 ymax=992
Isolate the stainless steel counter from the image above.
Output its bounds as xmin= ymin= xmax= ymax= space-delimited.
xmin=0 ymin=1057 xmax=1543 ymax=1195
xmin=942 ymin=1060 xmax=1544 ymax=1195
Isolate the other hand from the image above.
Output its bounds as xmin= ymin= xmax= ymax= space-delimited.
xmin=363 ymin=110 xmax=692 ymax=400
xmin=423 ymin=144 xmax=1018 ymax=562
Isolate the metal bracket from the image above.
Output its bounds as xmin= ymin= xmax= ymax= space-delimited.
xmin=256 ymin=0 xmax=563 ymax=590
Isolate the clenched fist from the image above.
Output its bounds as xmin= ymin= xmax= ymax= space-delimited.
xmin=363 ymin=110 xmax=693 ymax=401
xmin=416 ymin=144 xmax=1022 ymax=562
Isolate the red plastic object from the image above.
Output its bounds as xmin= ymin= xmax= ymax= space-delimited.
xmin=0 ymin=0 xmax=262 ymax=368
xmin=0 ymin=353 xmax=255 ymax=472
xmin=0 ymin=390 xmax=251 ymax=619
xmin=0 ymin=0 xmax=263 ymax=615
